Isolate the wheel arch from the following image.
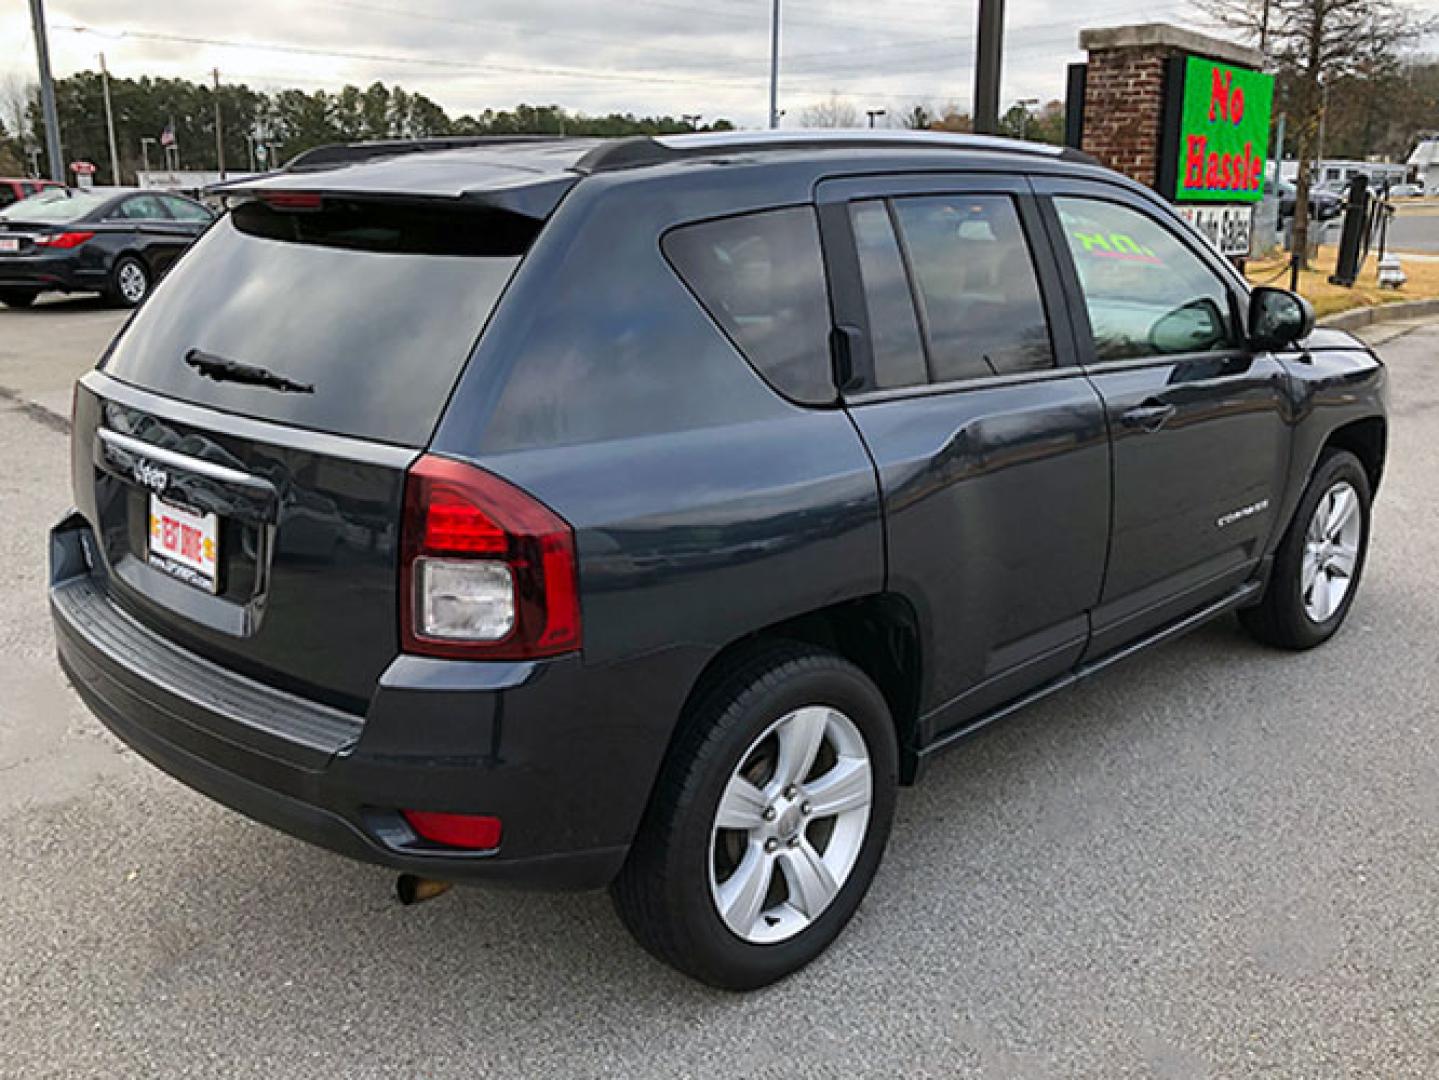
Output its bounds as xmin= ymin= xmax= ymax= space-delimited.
xmin=1322 ymin=415 xmax=1386 ymax=494
xmin=672 ymin=592 xmax=925 ymax=787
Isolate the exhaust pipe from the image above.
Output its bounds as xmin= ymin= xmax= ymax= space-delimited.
xmin=396 ymin=874 xmax=453 ymax=906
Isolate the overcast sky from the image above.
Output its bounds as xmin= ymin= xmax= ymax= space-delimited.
xmin=4 ymin=1 xmax=1438 ymax=129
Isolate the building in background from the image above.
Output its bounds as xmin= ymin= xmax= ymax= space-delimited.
xmin=136 ymin=170 xmax=258 ymax=199
xmin=1405 ymin=135 xmax=1439 ymax=194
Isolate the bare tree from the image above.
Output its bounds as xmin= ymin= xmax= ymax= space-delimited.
xmin=0 ymin=76 xmax=36 ymax=151
xmin=799 ymin=94 xmax=860 ymax=129
xmin=1202 ymin=0 xmax=1432 ymax=268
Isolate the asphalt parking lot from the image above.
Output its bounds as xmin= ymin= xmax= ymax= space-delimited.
xmin=1 ymin=299 xmax=1436 ymax=1079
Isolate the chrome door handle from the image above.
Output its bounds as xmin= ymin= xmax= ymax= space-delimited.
xmin=1120 ymin=402 xmax=1177 ymax=432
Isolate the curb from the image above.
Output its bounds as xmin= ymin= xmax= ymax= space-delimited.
xmin=1319 ymin=297 xmax=1439 ymax=331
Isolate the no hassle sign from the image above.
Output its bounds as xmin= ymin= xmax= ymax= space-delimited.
xmin=1167 ymin=55 xmax=1275 ymax=205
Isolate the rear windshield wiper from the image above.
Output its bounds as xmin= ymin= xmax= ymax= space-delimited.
xmin=184 ymin=349 xmax=314 ymax=394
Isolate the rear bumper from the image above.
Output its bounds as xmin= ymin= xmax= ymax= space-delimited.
xmin=0 ymin=252 xmax=102 ymax=293
xmin=48 ymin=513 xmax=690 ymax=890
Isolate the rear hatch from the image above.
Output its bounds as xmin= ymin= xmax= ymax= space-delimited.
xmin=74 ymin=194 xmax=541 ymax=710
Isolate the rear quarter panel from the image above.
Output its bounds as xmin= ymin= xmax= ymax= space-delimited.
xmin=430 ymin=167 xmax=884 ymax=786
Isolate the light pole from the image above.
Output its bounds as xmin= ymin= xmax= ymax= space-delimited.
xmin=866 ymin=108 xmax=887 ymax=129
xmin=682 ymin=113 xmax=703 ymax=130
xmin=140 ymin=136 xmax=157 ymax=180
xmin=768 ymin=0 xmax=781 ymax=130
xmin=99 ymin=53 xmax=121 ymax=185
xmin=973 ymin=0 xmax=1005 ymax=135
xmin=1014 ymin=97 xmax=1038 ymax=140
xmin=27 ymin=0 xmax=64 ymax=182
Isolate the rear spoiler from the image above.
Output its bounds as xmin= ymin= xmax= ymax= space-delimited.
xmin=205 ymin=136 xmax=579 ymax=221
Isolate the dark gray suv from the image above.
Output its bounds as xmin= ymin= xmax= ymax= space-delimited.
xmin=50 ymin=132 xmax=1387 ymax=989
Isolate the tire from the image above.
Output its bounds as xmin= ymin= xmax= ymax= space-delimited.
xmin=1241 ymin=449 xmax=1372 ymax=650
xmin=108 ymin=256 xmax=151 ymax=308
xmin=611 ymin=643 xmax=898 ymax=990
xmin=0 ymin=289 xmax=37 ymax=308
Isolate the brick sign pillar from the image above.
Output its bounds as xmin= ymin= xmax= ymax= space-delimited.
xmin=1067 ymin=23 xmax=1269 ymax=258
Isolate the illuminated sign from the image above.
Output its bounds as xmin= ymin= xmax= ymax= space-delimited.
xmin=1160 ymin=55 xmax=1275 ymax=204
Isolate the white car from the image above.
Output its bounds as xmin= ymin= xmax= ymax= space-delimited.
xmin=1388 ymin=183 xmax=1422 ymax=198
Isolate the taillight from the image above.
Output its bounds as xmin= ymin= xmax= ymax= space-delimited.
xmin=400 ymin=454 xmax=581 ymax=660
xmin=259 ymin=192 xmax=323 ymax=211
xmin=36 ymin=231 xmax=95 ymax=249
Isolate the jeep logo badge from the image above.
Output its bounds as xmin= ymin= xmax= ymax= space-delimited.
xmin=132 ymin=459 xmax=169 ymax=495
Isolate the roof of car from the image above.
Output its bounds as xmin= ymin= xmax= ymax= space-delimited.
xmin=209 ymin=131 xmax=1102 ymax=219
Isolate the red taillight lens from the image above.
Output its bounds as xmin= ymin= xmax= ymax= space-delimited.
xmin=400 ymin=454 xmax=581 ymax=660
xmin=401 ymin=810 xmax=502 ymax=850
xmin=37 ymin=231 xmax=94 ymax=249
xmin=259 ymin=192 xmax=323 ymax=210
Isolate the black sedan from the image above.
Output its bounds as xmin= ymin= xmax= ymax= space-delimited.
xmin=0 ymin=187 xmax=214 ymax=309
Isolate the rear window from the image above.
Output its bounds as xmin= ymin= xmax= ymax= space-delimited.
xmin=0 ymin=188 xmax=107 ymax=222
xmin=101 ymin=198 xmax=534 ymax=446
xmin=663 ymin=207 xmax=834 ymax=405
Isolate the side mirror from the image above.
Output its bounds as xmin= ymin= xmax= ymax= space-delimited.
xmin=1150 ymin=298 xmax=1226 ymax=355
xmin=1249 ymin=287 xmax=1314 ymax=351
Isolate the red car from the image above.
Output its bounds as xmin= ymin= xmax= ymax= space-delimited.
xmin=0 ymin=178 xmax=64 ymax=211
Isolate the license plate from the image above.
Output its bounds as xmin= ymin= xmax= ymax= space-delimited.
xmin=148 ymin=494 xmax=220 ymax=593
xmin=0 ymin=237 xmax=19 ymax=253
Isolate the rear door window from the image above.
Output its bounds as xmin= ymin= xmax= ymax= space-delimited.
xmin=849 ymin=200 xmax=927 ymax=391
xmin=890 ymin=195 xmax=1055 ymax=382
xmin=100 ymin=198 xmax=534 ymax=446
xmin=110 ymin=195 xmax=171 ymax=221
xmin=663 ymin=207 xmax=835 ymax=405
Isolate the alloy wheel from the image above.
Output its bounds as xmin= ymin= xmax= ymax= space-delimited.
xmin=118 ymin=262 xmax=148 ymax=304
xmin=1302 ymin=480 xmax=1362 ymax=623
xmin=708 ymin=705 xmax=872 ymax=945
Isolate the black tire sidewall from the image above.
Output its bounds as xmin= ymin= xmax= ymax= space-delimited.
xmin=0 ymin=289 xmax=37 ymax=308
xmin=1268 ymin=451 xmax=1372 ymax=647
xmin=644 ymin=651 xmax=897 ymax=989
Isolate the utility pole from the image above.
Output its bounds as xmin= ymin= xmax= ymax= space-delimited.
xmin=212 ymin=68 xmax=226 ymax=180
xmin=768 ymin=0 xmax=781 ymax=129
xmin=866 ymin=108 xmax=886 ymax=129
xmin=973 ymin=0 xmax=1005 ymax=134
xmin=99 ymin=52 xmax=121 ymax=185
xmin=682 ymin=113 xmax=702 ymax=130
xmin=27 ymin=0 xmax=64 ymax=182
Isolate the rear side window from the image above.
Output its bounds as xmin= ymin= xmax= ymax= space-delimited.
xmin=663 ymin=207 xmax=834 ymax=405
xmin=891 ymin=195 xmax=1054 ymax=382
xmin=101 ymin=199 xmax=534 ymax=446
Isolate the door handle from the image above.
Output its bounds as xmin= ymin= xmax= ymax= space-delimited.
xmin=1120 ymin=400 xmax=1177 ymax=433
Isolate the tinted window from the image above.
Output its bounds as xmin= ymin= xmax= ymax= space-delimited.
xmin=161 ymin=195 xmax=213 ymax=223
xmin=0 ymin=188 xmax=107 ymax=222
xmin=850 ymin=201 xmax=927 ymax=390
xmin=0 ymin=187 xmax=15 ymax=210
xmin=111 ymin=195 xmax=170 ymax=221
xmin=664 ymin=207 xmax=834 ymax=404
xmin=1055 ymin=197 xmax=1238 ymax=361
xmin=101 ymin=200 xmax=532 ymax=446
xmin=891 ymin=195 xmax=1053 ymax=381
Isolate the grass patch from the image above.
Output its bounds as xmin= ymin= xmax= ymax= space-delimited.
xmin=1245 ymin=244 xmax=1439 ymax=319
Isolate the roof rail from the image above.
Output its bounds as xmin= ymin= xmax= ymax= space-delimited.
xmin=283 ymin=135 xmax=569 ymax=172
xmin=574 ymin=130 xmax=1099 ymax=174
